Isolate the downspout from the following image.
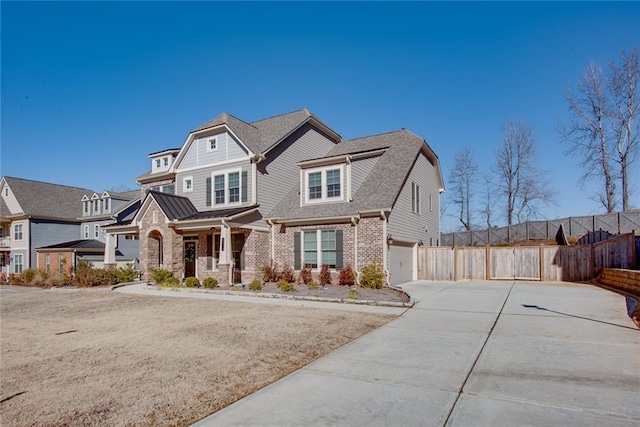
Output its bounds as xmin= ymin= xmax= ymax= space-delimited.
xmin=381 ymin=210 xmax=390 ymax=285
xmin=351 ymin=216 xmax=359 ymax=282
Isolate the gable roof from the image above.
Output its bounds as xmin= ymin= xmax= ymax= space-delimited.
xmin=146 ymin=191 xmax=198 ymax=221
xmin=267 ymin=129 xmax=444 ymax=222
xmin=2 ymin=176 xmax=95 ymax=220
xmin=0 ymin=197 xmax=9 ymax=218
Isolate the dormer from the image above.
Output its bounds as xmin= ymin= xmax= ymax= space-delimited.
xmin=82 ymin=194 xmax=90 ymax=216
xmin=101 ymin=191 xmax=111 ymax=214
xmin=150 ymin=148 xmax=180 ymax=173
xmin=90 ymin=193 xmax=101 ymax=215
xmin=298 ymin=155 xmax=351 ymax=206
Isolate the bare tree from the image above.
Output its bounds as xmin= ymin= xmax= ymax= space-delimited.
xmin=609 ymin=49 xmax=639 ymax=211
xmin=495 ymin=120 xmax=555 ymax=225
xmin=560 ymin=62 xmax=617 ymax=212
xmin=448 ymin=148 xmax=478 ymax=230
xmin=479 ymin=174 xmax=496 ymax=228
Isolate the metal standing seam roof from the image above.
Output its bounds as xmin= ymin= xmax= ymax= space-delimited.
xmin=266 ymin=129 xmax=431 ymax=221
xmin=37 ymin=239 xmax=106 ymax=250
xmin=2 ymin=176 xmax=96 ymax=220
xmin=147 ymin=191 xmax=198 ymax=221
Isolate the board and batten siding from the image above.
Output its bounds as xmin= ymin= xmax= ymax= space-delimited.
xmin=350 ymin=155 xmax=381 ymax=196
xmin=387 ymin=151 xmax=441 ymax=246
xmin=30 ymin=219 xmax=80 ymax=268
xmin=179 ymin=131 xmax=249 ymax=169
xmin=257 ymin=123 xmax=338 ymax=223
xmin=175 ymin=159 xmax=252 ymax=212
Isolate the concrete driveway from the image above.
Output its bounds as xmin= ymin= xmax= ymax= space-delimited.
xmin=194 ymin=280 xmax=640 ymax=426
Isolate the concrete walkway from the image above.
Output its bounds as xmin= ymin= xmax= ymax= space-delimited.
xmin=192 ymin=280 xmax=640 ymax=427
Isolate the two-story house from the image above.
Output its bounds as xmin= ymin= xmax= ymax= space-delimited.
xmin=104 ymin=109 xmax=443 ymax=286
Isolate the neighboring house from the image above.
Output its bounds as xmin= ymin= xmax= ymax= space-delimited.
xmin=104 ymin=108 xmax=444 ymax=286
xmin=0 ymin=176 xmax=140 ymax=276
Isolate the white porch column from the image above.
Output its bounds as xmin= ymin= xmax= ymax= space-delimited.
xmin=104 ymin=233 xmax=117 ymax=265
xmin=220 ymin=222 xmax=232 ymax=265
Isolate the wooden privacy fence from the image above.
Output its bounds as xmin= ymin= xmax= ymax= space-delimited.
xmin=418 ymin=233 xmax=637 ymax=282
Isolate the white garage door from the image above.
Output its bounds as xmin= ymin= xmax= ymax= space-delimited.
xmin=389 ymin=243 xmax=414 ymax=285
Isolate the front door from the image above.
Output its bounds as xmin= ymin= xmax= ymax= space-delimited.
xmin=232 ymin=233 xmax=245 ymax=284
xmin=184 ymin=241 xmax=196 ymax=278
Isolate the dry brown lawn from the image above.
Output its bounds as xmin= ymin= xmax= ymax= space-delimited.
xmin=0 ymin=288 xmax=396 ymax=426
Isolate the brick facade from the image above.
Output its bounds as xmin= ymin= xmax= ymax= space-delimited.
xmin=36 ymin=251 xmax=74 ymax=276
xmin=139 ymin=199 xmax=183 ymax=281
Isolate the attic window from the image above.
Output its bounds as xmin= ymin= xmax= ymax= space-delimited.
xmin=303 ymin=165 xmax=344 ymax=204
xmin=155 ymin=159 xmax=161 ymax=168
xmin=207 ymin=138 xmax=217 ymax=152
xmin=4 ymin=187 xmax=7 ymax=197
xmin=163 ymin=157 xmax=169 ymax=167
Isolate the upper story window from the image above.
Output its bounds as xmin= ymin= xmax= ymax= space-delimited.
xmin=83 ymin=225 xmax=89 ymax=239
xmin=83 ymin=201 xmax=89 ymax=215
xmin=207 ymin=138 xmax=218 ymax=152
xmin=103 ymin=197 xmax=110 ymax=213
xmin=4 ymin=187 xmax=8 ymax=196
xmin=303 ymin=165 xmax=344 ymax=204
xmin=14 ymin=224 xmax=23 ymax=240
xmin=412 ymin=182 xmax=420 ymax=214
xmin=93 ymin=199 xmax=101 ymax=214
xmin=212 ymin=169 xmax=245 ymax=206
xmin=94 ymin=225 xmax=100 ymax=239
xmin=183 ymin=176 xmax=193 ymax=192
xmin=155 ymin=159 xmax=161 ymax=168
xmin=163 ymin=157 xmax=169 ymax=167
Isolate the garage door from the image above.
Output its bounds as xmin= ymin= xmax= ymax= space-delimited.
xmin=389 ymin=243 xmax=414 ymax=285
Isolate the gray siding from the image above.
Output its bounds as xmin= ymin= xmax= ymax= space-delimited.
xmin=180 ymin=131 xmax=249 ymax=169
xmin=351 ymin=155 xmax=380 ymax=196
xmin=30 ymin=219 xmax=80 ymax=268
xmin=257 ymin=124 xmax=338 ymax=225
xmin=387 ymin=152 xmax=441 ymax=245
xmin=116 ymin=235 xmax=140 ymax=260
xmin=80 ymin=220 xmax=114 ymax=242
xmin=176 ymin=159 xmax=253 ymax=211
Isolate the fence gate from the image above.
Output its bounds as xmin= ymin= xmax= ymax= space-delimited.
xmin=490 ymin=247 xmax=541 ymax=280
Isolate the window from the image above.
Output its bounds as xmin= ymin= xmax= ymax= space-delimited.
xmin=152 ymin=210 xmax=159 ymax=224
xmin=45 ymin=254 xmax=51 ymax=272
xmin=429 ymin=194 xmax=433 ymax=212
xmin=59 ymin=255 xmax=66 ymax=271
xmin=14 ymin=254 xmax=23 ymax=274
xmin=183 ymin=177 xmax=193 ymax=192
xmin=304 ymin=166 xmax=344 ymax=203
xmin=94 ymin=225 xmax=100 ymax=239
xmin=125 ymin=235 xmax=139 ymax=240
xmin=214 ymin=175 xmax=225 ymax=205
xmin=4 ymin=187 xmax=8 ymax=196
xmin=228 ymin=172 xmax=240 ymax=203
xmin=155 ymin=159 xmax=161 ymax=168
xmin=83 ymin=225 xmax=89 ymax=239
xmin=94 ymin=199 xmax=100 ymax=214
xmin=163 ymin=184 xmax=175 ymax=194
xmin=14 ymin=224 xmax=23 ymax=240
xmin=412 ymin=182 xmax=420 ymax=214
xmin=83 ymin=201 xmax=89 ymax=215
xmin=207 ymin=138 xmax=217 ymax=152
xmin=103 ymin=198 xmax=110 ymax=212
xmin=308 ymin=172 xmax=322 ymax=200
xmin=163 ymin=157 xmax=169 ymax=166
xmin=296 ymin=229 xmax=343 ymax=270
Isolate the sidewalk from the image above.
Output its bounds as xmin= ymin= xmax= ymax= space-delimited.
xmin=192 ymin=280 xmax=640 ymax=426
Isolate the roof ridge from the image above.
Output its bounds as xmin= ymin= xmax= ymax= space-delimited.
xmin=344 ymin=129 xmax=408 ymax=142
xmin=249 ymin=108 xmax=306 ymax=124
xmin=4 ymin=176 xmax=96 ymax=193
xmin=224 ymin=112 xmax=259 ymax=130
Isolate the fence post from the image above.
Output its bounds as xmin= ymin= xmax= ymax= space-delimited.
xmin=618 ymin=212 xmax=621 ymax=234
xmin=539 ymin=245 xmax=545 ymax=282
xmin=485 ymin=245 xmax=490 ymax=280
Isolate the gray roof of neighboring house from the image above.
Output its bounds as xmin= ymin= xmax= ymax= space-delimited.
xmin=108 ymin=190 xmax=139 ymax=200
xmin=148 ymin=191 xmax=198 ymax=221
xmin=3 ymin=176 xmax=95 ymax=220
xmin=181 ymin=205 xmax=259 ymax=221
xmin=267 ymin=129 xmax=435 ymax=221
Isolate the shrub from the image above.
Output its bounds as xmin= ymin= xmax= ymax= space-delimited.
xmin=298 ymin=265 xmax=312 ymax=284
xmin=249 ymin=279 xmax=262 ymax=291
xmin=72 ymin=267 xmax=116 ymax=287
xmin=261 ymin=262 xmax=279 ymax=283
xmin=338 ymin=264 xmax=356 ymax=286
xmin=30 ymin=269 xmax=50 ymax=287
xmin=347 ymin=288 xmax=358 ymax=299
xmin=8 ymin=274 xmax=22 ymax=286
xmin=114 ymin=263 xmax=138 ymax=283
xmin=359 ymin=262 xmax=385 ymax=289
xmin=22 ymin=268 xmax=37 ymax=284
xmin=77 ymin=259 xmax=93 ymax=270
xmin=202 ymin=277 xmax=218 ymax=289
xmin=159 ymin=276 xmax=181 ymax=289
xmin=319 ymin=264 xmax=332 ymax=286
xmin=307 ymin=279 xmax=319 ymax=290
xmin=278 ymin=263 xmax=295 ymax=283
xmin=184 ymin=277 xmax=200 ymax=288
xmin=230 ymin=285 xmax=241 ymax=291
xmin=150 ymin=268 xmax=174 ymax=284
xmin=276 ymin=280 xmax=295 ymax=292
xmin=44 ymin=271 xmax=69 ymax=287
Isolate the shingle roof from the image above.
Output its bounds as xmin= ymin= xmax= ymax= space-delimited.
xmin=148 ymin=191 xmax=198 ymax=221
xmin=3 ymin=176 xmax=95 ymax=220
xmin=109 ymin=190 xmax=139 ymax=200
xmin=37 ymin=239 xmax=106 ymax=250
xmin=192 ymin=109 xmax=338 ymax=155
xmin=0 ymin=197 xmax=9 ymax=218
xmin=181 ymin=205 xmax=259 ymax=221
xmin=267 ymin=129 xmax=432 ymax=221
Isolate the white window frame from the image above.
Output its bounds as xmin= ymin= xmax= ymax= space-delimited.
xmin=83 ymin=201 xmax=90 ymax=215
xmin=207 ymin=138 xmax=218 ymax=152
xmin=94 ymin=225 xmax=100 ymax=239
xmin=163 ymin=157 xmax=169 ymax=167
xmin=103 ymin=197 xmax=110 ymax=213
xmin=14 ymin=253 xmax=23 ymax=274
xmin=155 ymin=159 xmax=161 ymax=168
xmin=211 ymin=168 xmax=243 ymax=207
xmin=301 ymin=229 xmax=339 ymax=270
xmin=83 ymin=225 xmax=89 ymax=239
xmin=152 ymin=210 xmax=159 ymax=224
xmin=183 ymin=176 xmax=194 ymax=192
xmin=14 ymin=224 xmax=23 ymax=240
xmin=45 ymin=254 xmax=51 ymax=272
xmin=303 ymin=164 xmax=345 ymax=204
xmin=412 ymin=182 xmax=421 ymax=214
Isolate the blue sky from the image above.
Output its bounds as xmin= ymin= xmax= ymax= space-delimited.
xmin=2 ymin=2 xmax=639 ymax=232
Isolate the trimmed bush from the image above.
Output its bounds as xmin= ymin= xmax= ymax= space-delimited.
xmin=319 ymin=264 xmax=332 ymax=286
xmin=276 ymin=280 xmax=295 ymax=292
xmin=278 ymin=263 xmax=295 ymax=283
xmin=159 ymin=276 xmax=181 ymax=289
xmin=184 ymin=277 xmax=200 ymax=288
xmin=202 ymin=277 xmax=218 ymax=289
xmin=347 ymin=288 xmax=358 ymax=299
xmin=72 ymin=267 xmax=116 ymax=287
xmin=298 ymin=265 xmax=312 ymax=284
xmin=114 ymin=263 xmax=138 ymax=283
xmin=150 ymin=268 xmax=174 ymax=284
xmin=249 ymin=279 xmax=262 ymax=291
xmin=359 ymin=262 xmax=385 ymax=289
xmin=261 ymin=263 xmax=279 ymax=283
xmin=338 ymin=264 xmax=356 ymax=286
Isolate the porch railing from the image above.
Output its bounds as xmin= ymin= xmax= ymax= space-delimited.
xmin=0 ymin=237 xmax=10 ymax=248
